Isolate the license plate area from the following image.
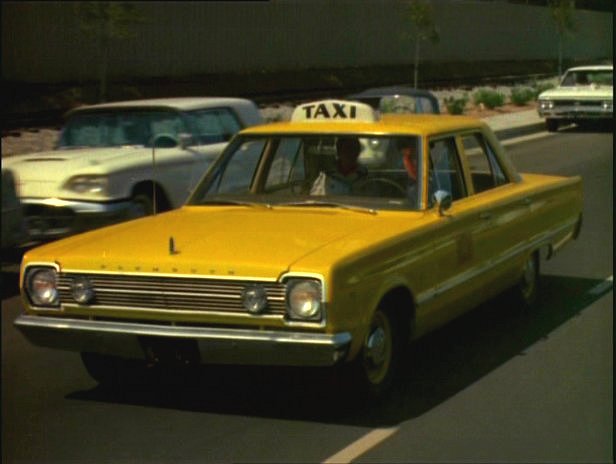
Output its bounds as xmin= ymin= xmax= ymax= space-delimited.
xmin=138 ymin=336 xmax=201 ymax=367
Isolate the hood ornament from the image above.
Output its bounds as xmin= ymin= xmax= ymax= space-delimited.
xmin=169 ymin=237 xmax=179 ymax=255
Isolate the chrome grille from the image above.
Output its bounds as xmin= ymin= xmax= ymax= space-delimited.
xmin=554 ymin=100 xmax=602 ymax=107
xmin=58 ymin=273 xmax=286 ymax=314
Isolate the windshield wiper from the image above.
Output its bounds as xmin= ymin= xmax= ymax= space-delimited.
xmin=200 ymin=199 xmax=272 ymax=209
xmin=277 ymin=200 xmax=377 ymax=215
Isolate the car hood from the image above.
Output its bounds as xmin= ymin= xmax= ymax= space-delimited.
xmin=3 ymin=146 xmax=155 ymax=177
xmin=23 ymin=205 xmax=425 ymax=279
xmin=540 ymin=85 xmax=613 ymax=100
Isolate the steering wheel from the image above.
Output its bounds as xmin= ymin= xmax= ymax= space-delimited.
xmin=354 ymin=177 xmax=406 ymax=197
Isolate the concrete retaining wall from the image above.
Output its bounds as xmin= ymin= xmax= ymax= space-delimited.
xmin=2 ymin=0 xmax=612 ymax=83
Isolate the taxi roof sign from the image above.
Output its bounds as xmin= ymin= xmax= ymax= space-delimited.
xmin=291 ymin=99 xmax=378 ymax=123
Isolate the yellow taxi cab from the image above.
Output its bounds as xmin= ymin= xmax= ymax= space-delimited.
xmin=15 ymin=100 xmax=583 ymax=396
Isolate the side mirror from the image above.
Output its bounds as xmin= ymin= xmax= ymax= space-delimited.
xmin=433 ymin=190 xmax=452 ymax=216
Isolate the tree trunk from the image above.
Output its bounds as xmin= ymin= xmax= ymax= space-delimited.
xmin=557 ymin=36 xmax=563 ymax=79
xmin=413 ymin=39 xmax=420 ymax=88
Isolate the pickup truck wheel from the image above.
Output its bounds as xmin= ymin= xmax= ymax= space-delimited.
xmin=513 ymin=252 xmax=539 ymax=308
xmin=128 ymin=193 xmax=154 ymax=219
xmin=545 ymin=119 xmax=559 ymax=132
xmin=354 ymin=306 xmax=401 ymax=397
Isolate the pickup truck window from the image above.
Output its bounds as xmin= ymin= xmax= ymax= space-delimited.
xmin=461 ymin=132 xmax=508 ymax=194
xmin=428 ymin=137 xmax=466 ymax=202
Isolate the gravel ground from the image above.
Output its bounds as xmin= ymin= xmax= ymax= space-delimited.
xmin=1 ymin=83 xmax=548 ymax=158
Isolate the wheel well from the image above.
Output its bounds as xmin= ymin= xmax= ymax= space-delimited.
xmin=131 ymin=181 xmax=172 ymax=212
xmin=379 ymin=286 xmax=415 ymax=343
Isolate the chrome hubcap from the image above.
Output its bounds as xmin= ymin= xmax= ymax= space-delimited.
xmin=366 ymin=327 xmax=386 ymax=365
xmin=521 ymin=256 xmax=536 ymax=298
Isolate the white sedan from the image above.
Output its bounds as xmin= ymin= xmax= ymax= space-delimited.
xmin=2 ymin=97 xmax=263 ymax=241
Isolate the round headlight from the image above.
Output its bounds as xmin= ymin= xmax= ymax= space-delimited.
xmin=72 ymin=276 xmax=95 ymax=304
xmin=26 ymin=268 xmax=59 ymax=307
xmin=287 ymin=280 xmax=322 ymax=320
xmin=63 ymin=175 xmax=109 ymax=195
xmin=242 ymin=285 xmax=268 ymax=314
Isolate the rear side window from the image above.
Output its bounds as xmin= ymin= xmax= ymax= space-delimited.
xmin=461 ymin=133 xmax=508 ymax=194
xmin=428 ymin=137 xmax=466 ymax=205
xmin=186 ymin=108 xmax=243 ymax=145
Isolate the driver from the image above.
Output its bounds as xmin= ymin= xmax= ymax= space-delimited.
xmin=310 ymin=136 xmax=367 ymax=195
xmin=397 ymin=137 xmax=420 ymax=207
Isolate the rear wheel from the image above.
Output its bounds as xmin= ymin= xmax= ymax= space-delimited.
xmin=512 ymin=252 xmax=539 ymax=309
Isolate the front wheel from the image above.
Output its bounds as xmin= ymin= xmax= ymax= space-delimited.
xmin=353 ymin=306 xmax=403 ymax=398
xmin=127 ymin=193 xmax=154 ymax=219
xmin=81 ymin=352 xmax=145 ymax=388
xmin=545 ymin=119 xmax=559 ymax=132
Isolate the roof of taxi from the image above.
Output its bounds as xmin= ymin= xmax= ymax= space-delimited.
xmin=67 ymin=96 xmax=254 ymax=114
xmin=241 ymin=113 xmax=486 ymax=137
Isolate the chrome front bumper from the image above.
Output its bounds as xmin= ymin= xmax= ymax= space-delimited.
xmin=14 ymin=315 xmax=352 ymax=366
xmin=538 ymin=107 xmax=612 ymax=120
xmin=21 ymin=197 xmax=133 ymax=240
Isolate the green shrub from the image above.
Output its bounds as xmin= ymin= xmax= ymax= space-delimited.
xmin=444 ymin=94 xmax=468 ymax=114
xmin=472 ymin=88 xmax=505 ymax=109
xmin=510 ymin=86 xmax=535 ymax=106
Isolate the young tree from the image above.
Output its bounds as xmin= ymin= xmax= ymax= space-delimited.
xmin=74 ymin=2 xmax=147 ymax=102
xmin=407 ymin=0 xmax=439 ymax=88
xmin=548 ymin=0 xmax=576 ymax=79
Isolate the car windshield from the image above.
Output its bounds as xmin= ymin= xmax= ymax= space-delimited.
xmin=58 ymin=107 xmax=243 ymax=149
xmin=58 ymin=109 xmax=188 ymax=148
xmin=189 ymin=134 xmax=423 ymax=211
xmin=378 ymin=95 xmax=437 ymax=114
xmin=561 ymin=70 xmax=613 ymax=87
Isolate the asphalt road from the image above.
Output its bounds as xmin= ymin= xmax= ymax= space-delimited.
xmin=2 ymin=126 xmax=612 ymax=463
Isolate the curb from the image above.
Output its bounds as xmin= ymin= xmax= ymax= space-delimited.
xmin=493 ymin=121 xmax=546 ymax=141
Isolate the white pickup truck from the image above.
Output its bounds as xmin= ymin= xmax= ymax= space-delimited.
xmin=2 ymin=97 xmax=263 ymax=241
xmin=537 ymin=65 xmax=613 ymax=132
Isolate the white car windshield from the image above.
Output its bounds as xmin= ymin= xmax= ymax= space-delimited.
xmin=57 ymin=107 xmax=242 ymax=149
xmin=189 ymin=135 xmax=424 ymax=211
xmin=58 ymin=110 xmax=187 ymax=148
xmin=561 ymin=70 xmax=613 ymax=87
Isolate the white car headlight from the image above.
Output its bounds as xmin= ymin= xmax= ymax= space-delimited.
xmin=286 ymin=279 xmax=322 ymax=321
xmin=63 ymin=175 xmax=109 ymax=195
xmin=25 ymin=267 xmax=59 ymax=307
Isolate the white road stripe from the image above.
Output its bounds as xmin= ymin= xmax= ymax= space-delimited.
xmin=588 ymin=275 xmax=614 ymax=296
xmin=322 ymin=427 xmax=399 ymax=464
xmin=501 ymin=131 xmax=554 ymax=146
